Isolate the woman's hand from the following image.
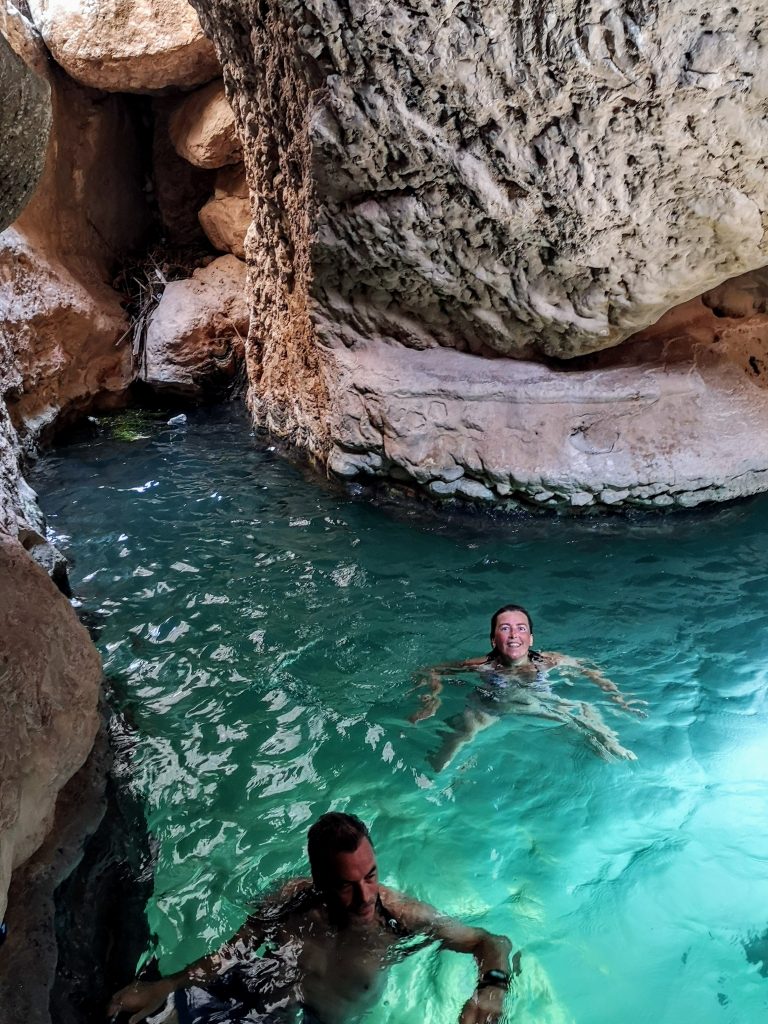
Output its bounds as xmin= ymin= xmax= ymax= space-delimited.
xmin=409 ymin=692 xmax=440 ymax=722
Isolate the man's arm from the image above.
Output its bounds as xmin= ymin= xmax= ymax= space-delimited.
xmin=382 ymin=887 xmax=516 ymax=1024
xmin=107 ymin=878 xmax=313 ymax=1023
xmin=409 ymin=658 xmax=487 ymax=723
xmin=107 ymin=922 xmax=256 ymax=1024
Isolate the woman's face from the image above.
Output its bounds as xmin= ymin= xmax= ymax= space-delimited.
xmin=492 ymin=610 xmax=533 ymax=662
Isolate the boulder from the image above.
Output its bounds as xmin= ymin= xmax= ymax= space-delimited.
xmin=0 ymin=17 xmax=51 ymax=232
xmin=189 ymin=0 xmax=768 ymax=507
xmin=143 ymin=254 xmax=248 ymax=396
xmin=25 ymin=0 xmax=219 ymax=93
xmin=198 ymin=164 xmax=249 ymax=258
xmin=0 ymin=532 xmax=102 ymax=926
xmin=169 ymin=78 xmax=241 ymax=169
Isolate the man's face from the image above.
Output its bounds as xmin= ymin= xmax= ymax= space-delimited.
xmin=325 ymin=838 xmax=379 ymax=925
xmin=492 ymin=609 xmax=533 ymax=662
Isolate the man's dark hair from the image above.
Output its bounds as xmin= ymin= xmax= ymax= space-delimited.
xmin=307 ymin=812 xmax=372 ymax=888
xmin=489 ymin=604 xmax=534 ymax=642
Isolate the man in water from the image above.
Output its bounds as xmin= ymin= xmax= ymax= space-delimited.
xmin=411 ymin=604 xmax=646 ymax=769
xmin=108 ymin=812 xmax=514 ymax=1024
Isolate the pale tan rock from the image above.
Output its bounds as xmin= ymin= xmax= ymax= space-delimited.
xmin=26 ymin=0 xmax=219 ymax=93
xmin=169 ymin=79 xmax=241 ymax=169
xmin=198 ymin=164 xmax=249 ymax=258
xmin=143 ymin=254 xmax=248 ymax=396
xmin=0 ymin=532 xmax=102 ymax=924
xmin=324 ymin=292 xmax=768 ymax=509
xmin=0 ymin=2 xmax=50 ymax=75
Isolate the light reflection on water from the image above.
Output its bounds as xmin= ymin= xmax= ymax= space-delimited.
xmin=35 ymin=405 xmax=768 ymax=1024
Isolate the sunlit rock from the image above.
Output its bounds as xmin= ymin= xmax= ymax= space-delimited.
xmin=143 ymin=255 xmax=248 ymax=397
xmin=25 ymin=0 xmax=219 ymax=93
xmin=169 ymin=79 xmax=241 ymax=170
xmin=198 ymin=164 xmax=249 ymax=259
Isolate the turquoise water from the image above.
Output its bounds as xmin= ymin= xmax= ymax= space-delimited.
xmin=35 ymin=405 xmax=768 ymax=1024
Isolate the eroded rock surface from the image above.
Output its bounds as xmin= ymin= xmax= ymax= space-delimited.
xmin=0 ymin=12 xmax=51 ymax=232
xmin=191 ymin=0 xmax=768 ymax=506
xmin=143 ymin=254 xmax=248 ymax=396
xmin=0 ymin=533 xmax=102 ymax=925
xmin=328 ymin=292 xmax=768 ymax=508
xmin=25 ymin=0 xmax=219 ymax=93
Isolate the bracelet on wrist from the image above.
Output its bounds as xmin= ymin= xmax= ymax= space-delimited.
xmin=477 ymin=969 xmax=510 ymax=992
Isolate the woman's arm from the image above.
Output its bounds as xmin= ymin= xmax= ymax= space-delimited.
xmin=409 ymin=658 xmax=487 ymax=723
xmin=542 ymin=652 xmax=647 ymax=717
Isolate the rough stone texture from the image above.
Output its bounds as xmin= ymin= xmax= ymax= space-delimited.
xmin=25 ymin=0 xmax=219 ymax=93
xmin=143 ymin=254 xmax=249 ymax=396
xmin=0 ymin=533 xmax=102 ymax=925
xmin=198 ymin=164 xmax=250 ymax=258
xmin=169 ymin=78 xmax=241 ymax=169
xmin=0 ymin=66 xmax=151 ymax=443
xmin=0 ymin=19 xmax=51 ymax=233
xmin=191 ymin=0 xmax=768 ymax=507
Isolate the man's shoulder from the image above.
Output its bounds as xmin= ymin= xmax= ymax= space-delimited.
xmin=248 ymin=876 xmax=318 ymax=925
xmin=378 ymin=886 xmax=439 ymax=931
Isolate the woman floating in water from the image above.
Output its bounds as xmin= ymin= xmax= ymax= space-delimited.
xmin=410 ymin=604 xmax=646 ymax=770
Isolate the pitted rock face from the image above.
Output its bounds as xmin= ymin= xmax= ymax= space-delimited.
xmin=25 ymin=0 xmax=219 ymax=92
xmin=191 ymin=0 xmax=768 ymax=506
xmin=0 ymin=31 xmax=51 ymax=233
xmin=199 ymin=0 xmax=768 ymax=359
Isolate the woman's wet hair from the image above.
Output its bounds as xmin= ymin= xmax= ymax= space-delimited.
xmin=489 ymin=604 xmax=534 ymax=642
xmin=307 ymin=812 xmax=372 ymax=888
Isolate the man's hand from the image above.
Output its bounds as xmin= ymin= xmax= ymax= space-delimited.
xmin=459 ymin=983 xmax=506 ymax=1024
xmin=107 ymin=977 xmax=177 ymax=1024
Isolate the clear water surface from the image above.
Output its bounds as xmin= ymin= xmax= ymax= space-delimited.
xmin=34 ymin=405 xmax=768 ymax=1024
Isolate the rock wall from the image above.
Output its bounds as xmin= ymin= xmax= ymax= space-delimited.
xmin=0 ymin=26 xmax=50 ymax=231
xmin=0 ymin=534 xmax=102 ymax=927
xmin=192 ymin=0 xmax=768 ymax=508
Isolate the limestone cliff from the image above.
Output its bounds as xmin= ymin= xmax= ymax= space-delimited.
xmin=192 ymin=0 xmax=768 ymax=508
